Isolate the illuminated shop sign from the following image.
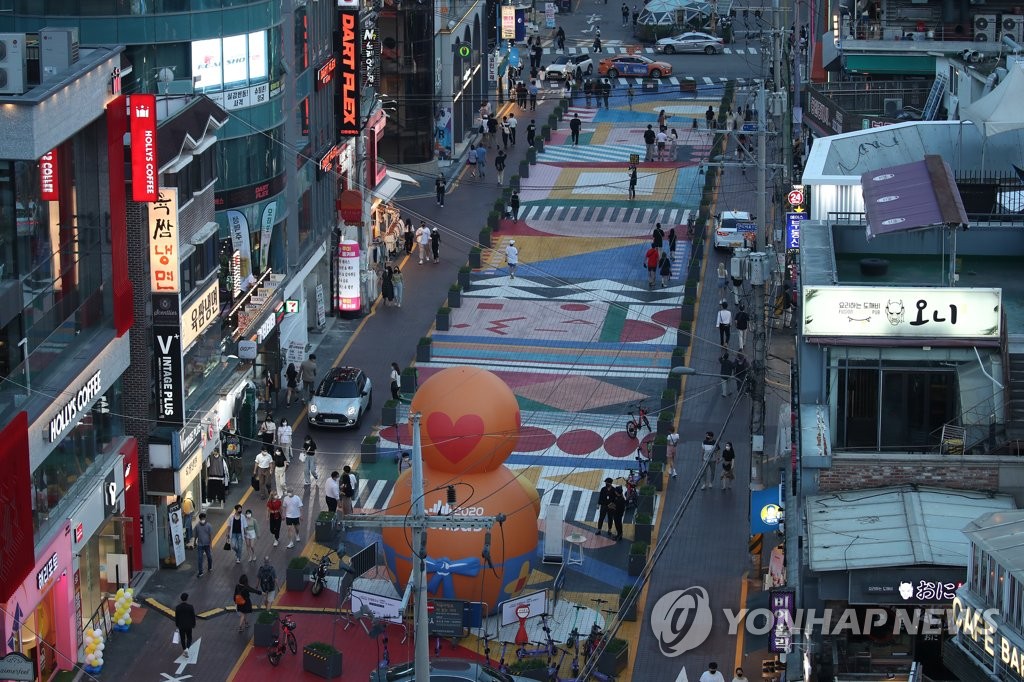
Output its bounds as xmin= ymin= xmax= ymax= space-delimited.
xmin=316 ymin=56 xmax=337 ymax=90
xmin=36 ymin=552 xmax=59 ymax=591
xmin=953 ymin=596 xmax=1024 ymax=675
xmin=129 ymin=94 xmax=158 ymax=202
xmin=180 ymin=280 xmax=220 ymax=352
xmin=154 ymin=326 xmax=185 ymax=426
xmin=338 ymin=10 xmax=360 ymax=138
xmin=149 ymin=188 xmax=180 ymax=293
xmin=191 ymin=31 xmax=268 ymax=90
xmin=48 ymin=371 xmax=103 ymax=443
xmin=336 ymin=240 xmax=361 ymax=312
xmin=39 ymin=148 xmax=59 ymax=201
xmin=319 ymin=144 xmax=341 ymax=173
xmin=362 ymin=14 xmax=379 ymax=89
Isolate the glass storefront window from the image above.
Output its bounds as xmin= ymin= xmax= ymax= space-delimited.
xmin=184 ymin=321 xmax=229 ymax=400
xmin=33 ymin=383 xmax=124 ymax=540
xmin=216 ymin=126 xmax=284 ymax=191
xmin=17 ymin=588 xmax=58 ymax=681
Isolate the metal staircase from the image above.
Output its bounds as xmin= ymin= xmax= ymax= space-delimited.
xmin=922 ymin=72 xmax=948 ymax=121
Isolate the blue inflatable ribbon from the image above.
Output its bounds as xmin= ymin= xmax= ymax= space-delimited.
xmin=424 ymin=556 xmax=481 ymax=597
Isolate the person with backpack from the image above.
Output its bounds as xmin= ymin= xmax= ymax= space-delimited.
xmin=257 ymin=558 xmax=278 ymax=609
xmin=735 ymin=303 xmax=750 ymax=350
xmin=340 ymin=465 xmax=359 ymax=517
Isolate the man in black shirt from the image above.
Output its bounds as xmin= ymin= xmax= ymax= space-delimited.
xmin=569 ymin=113 xmax=582 ymax=145
xmin=596 ymin=478 xmax=616 ymax=536
xmin=643 ymin=125 xmax=656 ymax=161
xmin=175 ymin=593 xmax=197 ymax=653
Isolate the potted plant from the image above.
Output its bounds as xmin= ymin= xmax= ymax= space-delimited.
xmin=677 ymin=320 xmax=692 ymax=347
xmin=479 ymin=227 xmax=492 ymax=249
xmin=314 ymin=510 xmax=335 ymax=542
xmin=401 ymin=366 xmax=418 ymax=395
xmin=519 ymin=159 xmax=530 ymax=179
xmin=510 ymin=174 xmax=521 ymax=191
xmin=671 ymin=346 xmax=686 ymax=369
xmin=286 ymin=556 xmax=311 ymax=592
xmin=648 ymin=461 xmax=665 ymax=492
xmin=526 ymin=147 xmax=537 ymax=165
xmin=508 ymin=656 xmax=549 ymax=680
xmin=541 ymin=124 xmax=551 ymax=141
xmin=416 ymin=336 xmax=432 ymax=363
xmin=657 ymin=409 xmax=673 ymax=435
xmin=681 ymin=296 xmax=696 ymax=321
xmin=458 ymin=265 xmax=472 ymax=291
xmin=436 ymin=305 xmax=451 ymax=332
xmin=382 ymin=399 xmax=399 ymax=428
xmin=303 ymin=642 xmax=342 ymax=679
xmin=547 ymin=114 xmax=557 ymax=130
xmin=637 ymin=484 xmax=656 ymax=516
xmin=487 ymin=209 xmax=500 ymax=230
xmin=619 ymin=585 xmax=639 ymax=622
xmin=535 ymin=138 xmax=544 ymax=153
xmin=254 ymin=609 xmax=280 ymax=647
xmin=598 ymin=637 xmax=630 ymax=676
xmin=650 ymin=434 xmax=667 ymax=464
xmin=469 ymin=246 xmax=482 ymax=268
xmin=627 ymin=541 xmax=647 ymax=577
xmin=448 ymin=282 xmax=462 ymax=308
xmin=660 ymin=388 xmax=677 ymax=413
xmin=361 ymin=434 xmax=379 ymax=461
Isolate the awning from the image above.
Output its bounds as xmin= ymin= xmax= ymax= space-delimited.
xmin=845 ymin=54 xmax=935 ymax=75
xmin=861 ymin=155 xmax=969 ymax=239
xmin=385 ymin=169 xmax=420 ymax=186
xmin=370 ymin=176 xmax=402 ymax=203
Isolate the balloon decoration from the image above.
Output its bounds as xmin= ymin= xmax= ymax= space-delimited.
xmin=82 ymin=627 xmax=106 ymax=674
xmin=112 ymin=587 xmax=134 ymax=632
xmin=382 ymin=367 xmax=540 ymax=612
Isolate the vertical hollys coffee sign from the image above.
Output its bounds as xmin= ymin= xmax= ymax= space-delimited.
xmin=338 ymin=10 xmax=360 ymax=137
xmin=130 ymin=94 xmax=158 ymax=202
xmin=39 ymin=148 xmax=59 ymax=201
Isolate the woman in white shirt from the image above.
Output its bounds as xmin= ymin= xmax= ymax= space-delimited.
xmin=276 ymin=418 xmax=293 ymax=461
xmin=390 ymin=362 xmax=401 ymax=401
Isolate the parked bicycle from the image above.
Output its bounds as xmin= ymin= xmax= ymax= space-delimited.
xmin=624 ymin=401 xmax=652 ymax=439
xmin=267 ymin=614 xmax=298 ymax=666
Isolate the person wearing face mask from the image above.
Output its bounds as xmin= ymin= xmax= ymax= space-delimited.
xmin=229 ymin=505 xmax=248 ymax=564
xmin=272 ymin=447 xmax=289 ymax=496
xmin=194 ymin=513 xmax=213 ymax=577
xmin=301 ymin=436 xmax=319 ymax=486
xmin=243 ymin=509 xmax=259 ymax=562
xmin=266 ymin=491 xmax=283 ymax=547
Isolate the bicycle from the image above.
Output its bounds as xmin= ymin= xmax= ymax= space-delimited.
xmin=624 ymin=401 xmax=652 ymax=439
xmin=620 ymin=470 xmax=641 ymax=509
xmin=267 ymin=614 xmax=298 ymax=666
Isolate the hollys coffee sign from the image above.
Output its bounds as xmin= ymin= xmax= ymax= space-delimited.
xmin=130 ymin=94 xmax=158 ymax=202
xmin=39 ymin=148 xmax=59 ymax=201
xmin=48 ymin=370 xmax=103 ymax=443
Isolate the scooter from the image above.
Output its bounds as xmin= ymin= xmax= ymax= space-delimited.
xmin=310 ymin=551 xmax=335 ymax=596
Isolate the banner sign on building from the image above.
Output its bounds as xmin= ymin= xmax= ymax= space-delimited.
xmin=129 ymin=94 xmax=158 ymax=202
xmin=501 ymin=6 xmax=516 ymax=39
xmin=336 ymin=240 xmax=361 ymax=312
xmin=362 ymin=13 xmax=379 ymax=90
xmin=180 ymin=280 xmax=220 ymax=352
xmin=149 ymin=188 xmax=180 ymax=293
xmin=338 ymin=10 xmax=360 ymax=138
xmin=259 ymin=200 xmax=277 ymax=273
xmin=154 ymin=326 xmax=185 ymax=426
xmin=801 ymin=286 xmax=1002 ymax=340
xmin=39 ymin=149 xmax=59 ymax=201
xmin=785 ymin=212 xmax=806 ymax=250
xmin=769 ymin=589 xmax=796 ymax=653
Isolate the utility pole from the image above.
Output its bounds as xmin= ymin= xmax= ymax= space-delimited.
xmin=748 ymin=251 xmax=768 ymax=490
xmin=756 ymin=81 xmax=767 ymax=250
xmin=341 ymin=413 xmax=503 ymax=682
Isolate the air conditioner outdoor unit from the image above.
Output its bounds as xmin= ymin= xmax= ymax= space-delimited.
xmin=883 ymin=97 xmax=903 ymax=117
xmin=0 ymin=33 xmax=27 ymax=95
xmin=39 ymin=27 xmax=80 ymax=82
xmin=974 ymin=14 xmax=998 ymax=41
xmin=1002 ymin=15 xmax=1021 ymax=44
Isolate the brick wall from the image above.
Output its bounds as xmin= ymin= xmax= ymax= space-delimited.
xmin=123 ymin=201 xmax=153 ymax=484
xmin=818 ymin=459 xmax=1000 ymax=492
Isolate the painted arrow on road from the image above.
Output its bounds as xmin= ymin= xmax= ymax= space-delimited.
xmin=172 ymin=637 xmax=201 ymax=675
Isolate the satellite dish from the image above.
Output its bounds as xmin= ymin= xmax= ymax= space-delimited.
xmin=158 ymin=67 xmax=175 ymax=83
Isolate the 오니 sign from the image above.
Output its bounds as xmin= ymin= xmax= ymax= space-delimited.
xmin=802 ymin=286 xmax=1001 ymax=340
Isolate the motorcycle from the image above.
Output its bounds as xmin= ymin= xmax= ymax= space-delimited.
xmin=310 ymin=551 xmax=334 ymax=596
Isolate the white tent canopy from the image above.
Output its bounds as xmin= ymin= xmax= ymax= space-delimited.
xmin=963 ymin=62 xmax=1024 ymax=137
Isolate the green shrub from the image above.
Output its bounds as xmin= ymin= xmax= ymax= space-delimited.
xmin=635 ymin=512 xmax=653 ymax=525
xmin=418 ymin=336 xmax=432 ymax=346
xmin=629 ymin=541 xmax=648 ymax=555
xmin=288 ymin=556 xmax=311 ymax=570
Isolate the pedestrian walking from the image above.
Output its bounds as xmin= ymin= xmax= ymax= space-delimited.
xmin=430 ymin=226 xmax=441 ymax=263
xmin=645 ymin=243 xmax=660 ymax=289
xmin=174 ymin=593 xmax=197 ymax=653
xmin=505 ymin=239 xmax=519 ymax=278
xmin=467 ymin=143 xmax=478 ymax=177
xmin=556 ymin=26 xmax=566 ymax=51
xmin=526 ymin=119 xmax=537 ymax=146
xmin=569 ymin=113 xmax=582 ymax=145
xmin=393 ymin=266 xmax=404 ymax=307
xmin=181 ymin=492 xmax=195 ymax=548
xmin=656 ymin=128 xmax=668 ymax=160
xmin=277 ymin=417 xmax=292 ymax=462
xmin=253 ymin=449 xmax=273 ymax=500
xmin=658 ymin=109 xmax=670 ymax=130
xmin=264 ymin=371 xmax=277 ymax=410
xmin=733 ymin=668 xmax=749 ymax=682
xmin=705 ymin=105 xmax=715 ymax=129
xmin=495 ymin=148 xmax=507 ymax=185
xmin=301 ymin=435 xmax=318 ymax=485
xmin=626 ymin=84 xmax=635 ymax=110
xmin=733 ymin=353 xmax=749 ymax=394
xmin=475 ymin=145 xmax=487 ymax=179
xmin=404 ymin=220 xmax=415 ymax=254
xmin=596 ymin=478 xmax=616 ymax=536
xmin=666 ymin=427 xmax=679 ymax=477
xmin=658 ymin=252 xmax=672 ymax=287
xmin=487 ymin=115 xmax=498 ymax=146
xmin=233 ymin=575 xmax=261 ymax=631
xmin=718 ymin=352 xmax=733 ymax=396
xmin=621 ymin=2 xmax=629 ymax=25
xmin=602 ymin=79 xmax=611 ymax=108
xmin=194 ymin=513 xmax=213 ymax=577
xmin=325 ymin=471 xmax=340 ymax=525
xmin=341 ymin=466 xmax=359 ymax=517
xmin=584 ymin=78 xmax=593 ymax=107
xmin=500 ymin=116 xmax=510 ymax=148
xmin=509 ymin=192 xmax=521 ymax=223
xmin=720 ymin=442 xmax=736 ymax=490
xmin=611 ymin=486 xmax=625 ymax=540
xmin=528 ymin=81 xmax=539 ymax=110
xmin=390 ymin=362 xmax=401 ymax=401
xmin=700 ymin=432 xmax=718 ymax=490
xmin=243 ymin=509 xmax=259 ymax=562
xmin=228 ymin=505 xmax=248 ymax=564
xmin=416 ymin=223 xmax=430 ymax=264
xmin=652 ymin=222 xmax=664 ymax=250
xmin=593 ymin=33 xmax=602 ymax=52
xmin=282 ymin=489 xmax=303 ymax=548
xmin=507 ymin=113 xmax=518 ymax=145
xmin=717 ymin=261 xmax=729 ymax=301
xmin=284 ymin=363 xmax=298 ymax=406
xmin=398 ymin=451 xmax=412 ymax=474
xmin=258 ymin=413 xmax=276 ymax=450
xmin=435 ymin=173 xmax=446 ymax=206
xmin=517 ymin=81 xmax=528 ymax=108
xmin=627 ymin=163 xmax=637 ymax=199
xmin=266 ymin=492 xmax=282 ymax=547
xmin=257 ymin=558 xmax=278 ymax=609
xmin=632 ymin=6 xmax=639 ymax=25
xmin=701 ymin=663 xmax=727 ymax=682
xmin=735 ymin=304 xmax=749 ymax=350
xmin=272 ymin=448 xmax=288 ymax=497
xmin=668 ymin=227 xmax=677 ymax=259
xmin=716 ymin=301 xmax=732 ymax=346
xmin=300 ymin=354 xmax=317 ymax=402
xmin=643 ymin=125 xmax=656 ymax=161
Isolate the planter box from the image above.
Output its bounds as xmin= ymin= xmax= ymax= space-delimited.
xmin=634 ymin=522 xmax=653 ymax=543
xmin=598 ymin=644 xmax=630 ymax=676
xmin=649 ymin=469 xmax=664 ymax=491
xmin=253 ymin=617 xmax=280 ymax=647
xmin=671 ymin=352 xmax=686 ymax=369
xmin=479 ymin=230 xmax=492 ymax=248
xmin=514 ymin=669 xmax=550 ymax=681
xmin=637 ymin=494 xmax=654 ymax=517
xmin=436 ymin=312 xmax=450 ymax=332
xmin=314 ymin=517 xmax=334 ymax=543
xmin=381 ymin=403 xmax=398 ymax=426
xmin=660 ymin=392 xmax=676 ymax=413
xmin=286 ymin=567 xmax=309 ymax=592
xmin=361 ymin=439 xmax=378 ymax=463
xmin=657 ymin=418 xmax=673 ymax=435
xmin=520 ymin=160 xmax=530 ymax=178
xmin=303 ymin=648 xmax=342 ymax=679
xmin=649 ymin=441 xmax=666 ymax=463
xmin=448 ymin=289 xmax=462 ymax=308
xmin=469 ymin=250 xmax=482 ymax=268
xmin=416 ymin=343 xmax=431 ymax=363
xmin=401 ymin=368 xmax=417 ymax=393
xmin=619 ymin=594 xmax=638 ymax=621
xmin=676 ymin=329 xmax=691 ymax=348
xmin=535 ymin=139 xmax=544 ymax=153
xmin=458 ymin=270 xmax=471 ymax=290
xmin=680 ymin=304 xmax=695 ymax=321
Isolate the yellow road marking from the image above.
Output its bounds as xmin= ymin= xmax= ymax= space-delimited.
xmin=735 ymin=571 xmax=749 ymax=673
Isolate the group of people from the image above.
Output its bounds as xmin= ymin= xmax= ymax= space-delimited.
xmin=643 ymin=222 xmax=679 ymax=289
xmin=596 ymin=477 xmax=629 ymax=540
xmin=700 ymin=431 xmax=737 ymax=491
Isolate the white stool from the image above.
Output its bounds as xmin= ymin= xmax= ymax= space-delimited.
xmin=566 ymin=533 xmax=586 ymax=566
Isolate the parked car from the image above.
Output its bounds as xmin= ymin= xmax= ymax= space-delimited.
xmin=370 ymin=658 xmax=534 ymax=682
xmin=597 ymin=54 xmax=672 ymax=78
xmin=655 ymin=31 xmax=724 ymax=54
xmin=308 ymin=366 xmax=372 ymax=428
xmin=713 ymin=210 xmax=758 ymax=251
xmin=543 ymin=53 xmax=594 ymax=80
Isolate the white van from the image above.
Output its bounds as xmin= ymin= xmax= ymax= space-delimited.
xmin=713 ymin=210 xmax=757 ymax=251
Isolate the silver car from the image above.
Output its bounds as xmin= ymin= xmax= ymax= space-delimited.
xmin=543 ymin=53 xmax=594 ymax=80
xmin=307 ymin=367 xmax=372 ymax=428
xmin=655 ymin=31 xmax=725 ymax=54
xmin=370 ymin=658 xmax=534 ymax=682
